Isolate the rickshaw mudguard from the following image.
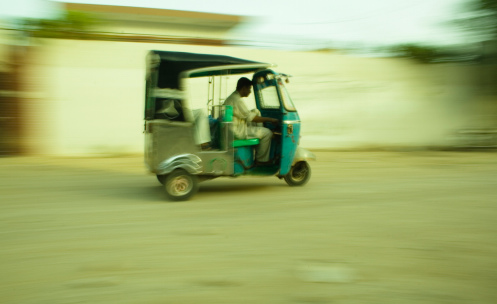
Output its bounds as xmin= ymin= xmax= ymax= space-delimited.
xmin=292 ymin=147 xmax=316 ymax=165
xmin=156 ymin=154 xmax=203 ymax=175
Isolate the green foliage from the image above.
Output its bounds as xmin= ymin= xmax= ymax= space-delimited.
xmin=20 ymin=10 xmax=100 ymax=39
xmin=471 ymin=0 xmax=497 ymax=12
xmin=454 ymin=0 xmax=497 ymax=41
xmin=387 ymin=44 xmax=442 ymax=63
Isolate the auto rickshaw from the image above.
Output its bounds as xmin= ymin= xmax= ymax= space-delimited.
xmin=144 ymin=50 xmax=315 ymax=200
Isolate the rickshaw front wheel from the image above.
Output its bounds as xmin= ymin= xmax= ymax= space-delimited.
xmin=164 ymin=169 xmax=199 ymax=201
xmin=157 ymin=174 xmax=167 ymax=185
xmin=284 ymin=161 xmax=311 ymax=186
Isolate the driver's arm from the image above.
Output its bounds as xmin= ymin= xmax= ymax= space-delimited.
xmin=252 ymin=116 xmax=279 ymax=125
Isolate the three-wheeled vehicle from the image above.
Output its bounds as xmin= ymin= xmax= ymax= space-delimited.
xmin=144 ymin=50 xmax=315 ymax=200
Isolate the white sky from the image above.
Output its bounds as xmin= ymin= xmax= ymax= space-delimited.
xmin=0 ymin=0 xmax=471 ymax=47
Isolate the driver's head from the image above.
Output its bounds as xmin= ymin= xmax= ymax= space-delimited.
xmin=236 ymin=77 xmax=252 ymax=97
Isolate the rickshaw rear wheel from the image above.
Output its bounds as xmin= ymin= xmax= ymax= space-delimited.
xmin=164 ymin=169 xmax=199 ymax=201
xmin=284 ymin=161 xmax=311 ymax=186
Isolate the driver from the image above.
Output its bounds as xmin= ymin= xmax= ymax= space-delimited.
xmin=224 ymin=77 xmax=278 ymax=164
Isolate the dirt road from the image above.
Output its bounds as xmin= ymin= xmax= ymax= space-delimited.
xmin=1 ymin=151 xmax=496 ymax=303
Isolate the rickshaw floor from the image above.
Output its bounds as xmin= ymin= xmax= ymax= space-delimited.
xmin=246 ymin=165 xmax=279 ymax=175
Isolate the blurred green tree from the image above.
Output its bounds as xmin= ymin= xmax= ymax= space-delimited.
xmin=386 ymin=44 xmax=441 ymax=63
xmin=454 ymin=0 xmax=497 ymax=42
xmin=20 ymin=10 xmax=100 ymax=39
xmin=385 ymin=0 xmax=497 ymax=63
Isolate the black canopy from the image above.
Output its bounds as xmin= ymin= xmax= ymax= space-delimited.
xmin=149 ymin=50 xmax=269 ymax=89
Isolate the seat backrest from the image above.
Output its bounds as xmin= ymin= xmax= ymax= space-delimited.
xmin=233 ymin=138 xmax=259 ymax=147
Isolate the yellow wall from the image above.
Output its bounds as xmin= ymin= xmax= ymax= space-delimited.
xmin=22 ymin=39 xmax=496 ymax=155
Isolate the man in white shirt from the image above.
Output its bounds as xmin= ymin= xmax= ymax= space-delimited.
xmin=224 ymin=77 xmax=278 ymax=163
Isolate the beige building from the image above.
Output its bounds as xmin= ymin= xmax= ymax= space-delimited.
xmin=61 ymin=2 xmax=243 ymax=42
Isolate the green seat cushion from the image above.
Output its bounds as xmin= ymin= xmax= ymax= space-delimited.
xmin=233 ymin=138 xmax=260 ymax=148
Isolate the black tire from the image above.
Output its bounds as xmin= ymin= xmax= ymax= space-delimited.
xmin=284 ymin=161 xmax=311 ymax=186
xmin=157 ymin=174 xmax=167 ymax=185
xmin=164 ymin=169 xmax=199 ymax=201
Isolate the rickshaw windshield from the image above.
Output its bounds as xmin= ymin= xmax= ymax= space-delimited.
xmin=259 ymin=86 xmax=280 ymax=109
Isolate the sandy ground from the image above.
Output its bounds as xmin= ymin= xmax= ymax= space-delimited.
xmin=1 ymin=151 xmax=496 ymax=304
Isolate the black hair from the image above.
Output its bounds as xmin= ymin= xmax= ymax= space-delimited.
xmin=236 ymin=77 xmax=252 ymax=90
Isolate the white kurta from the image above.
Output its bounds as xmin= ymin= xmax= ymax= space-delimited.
xmin=224 ymin=91 xmax=272 ymax=162
xmin=192 ymin=108 xmax=211 ymax=145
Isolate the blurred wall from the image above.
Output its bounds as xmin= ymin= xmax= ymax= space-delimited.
xmin=0 ymin=42 xmax=36 ymax=155
xmin=18 ymin=39 xmax=497 ymax=155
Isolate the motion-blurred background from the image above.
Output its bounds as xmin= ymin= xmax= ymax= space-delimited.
xmin=1 ymin=0 xmax=496 ymax=156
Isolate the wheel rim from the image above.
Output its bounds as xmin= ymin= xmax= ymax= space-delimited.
xmin=167 ymin=175 xmax=192 ymax=196
xmin=291 ymin=162 xmax=309 ymax=182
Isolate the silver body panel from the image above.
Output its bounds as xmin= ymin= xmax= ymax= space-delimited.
xmin=145 ymin=120 xmax=235 ymax=176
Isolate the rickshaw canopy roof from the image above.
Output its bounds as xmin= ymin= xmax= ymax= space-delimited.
xmin=149 ymin=50 xmax=272 ymax=89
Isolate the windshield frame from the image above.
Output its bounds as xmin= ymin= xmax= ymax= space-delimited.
xmin=277 ymin=81 xmax=296 ymax=112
